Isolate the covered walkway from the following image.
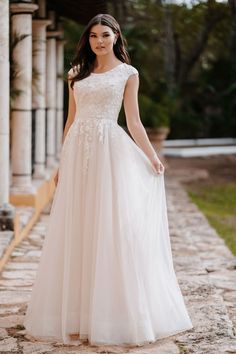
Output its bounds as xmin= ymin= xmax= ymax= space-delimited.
xmin=0 ymin=0 xmax=113 ymax=270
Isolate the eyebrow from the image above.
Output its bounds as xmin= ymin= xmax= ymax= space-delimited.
xmin=90 ymin=31 xmax=110 ymax=34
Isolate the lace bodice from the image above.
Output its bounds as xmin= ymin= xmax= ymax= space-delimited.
xmin=68 ymin=62 xmax=138 ymax=122
xmin=62 ymin=62 xmax=139 ymax=175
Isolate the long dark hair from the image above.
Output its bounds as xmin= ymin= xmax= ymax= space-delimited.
xmin=69 ymin=14 xmax=130 ymax=88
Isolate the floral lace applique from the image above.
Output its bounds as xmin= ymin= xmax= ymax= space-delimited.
xmin=60 ymin=63 xmax=138 ymax=175
xmin=60 ymin=118 xmax=121 ymax=175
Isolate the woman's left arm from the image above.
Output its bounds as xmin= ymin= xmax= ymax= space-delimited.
xmin=123 ymin=74 xmax=164 ymax=174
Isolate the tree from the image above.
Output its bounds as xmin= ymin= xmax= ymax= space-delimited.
xmin=63 ymin=0 xmax=235 ymax=138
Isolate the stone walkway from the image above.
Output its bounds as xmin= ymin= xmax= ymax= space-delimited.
xmin=0 ymin=175 xmax=236 ymax=353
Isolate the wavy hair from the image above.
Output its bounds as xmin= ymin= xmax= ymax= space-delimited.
xmin=69 ymin=14 xmax=130 ymax=88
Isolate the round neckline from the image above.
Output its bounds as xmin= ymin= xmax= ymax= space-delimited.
xmin=91 ymin=62 xmax=125 ymax=75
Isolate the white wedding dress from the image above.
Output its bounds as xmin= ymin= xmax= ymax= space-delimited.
xmin=24 ymin=62 xmax=193 ymax=346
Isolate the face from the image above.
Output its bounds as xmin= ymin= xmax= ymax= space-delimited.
xmin=89 ymin=24 xmax=117 ymax=56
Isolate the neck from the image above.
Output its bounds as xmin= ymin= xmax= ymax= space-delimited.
xmin=94 ymin=53 xmax=119 ymax=68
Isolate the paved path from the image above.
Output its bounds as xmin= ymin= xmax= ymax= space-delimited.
xmin=0 ymin=175 xmax=236 ymax=354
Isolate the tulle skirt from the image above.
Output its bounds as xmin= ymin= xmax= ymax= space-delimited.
xmin=24 ymin=117 xmax=193 ymax=346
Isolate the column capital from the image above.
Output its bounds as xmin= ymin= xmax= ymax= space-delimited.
xmin=56 ymin=27 xmax=64 ymax=41
xmin=32 ymin=19 xmax=52 ymax=29
xmin=46 ymin=30 xmax=62 ymax=39
xmin=57 ymin=38 xmax=67 ymax=46
xmin=10 ymin=2 xmax=38 ymax=15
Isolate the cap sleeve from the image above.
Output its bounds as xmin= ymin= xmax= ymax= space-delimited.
xmin=126 ymin=64 xmax=139 ymax=78
xmin=68 ymin=65 xmax=80 ymax=79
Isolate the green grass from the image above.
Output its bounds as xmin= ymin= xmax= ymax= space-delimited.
xmin=187 ymin=183 xmax=236 ymax=256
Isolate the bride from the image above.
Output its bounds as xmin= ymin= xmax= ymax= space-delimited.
xmin=24 ymin=13 xmax=193 ymax=347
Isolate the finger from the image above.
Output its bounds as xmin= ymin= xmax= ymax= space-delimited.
xmin=156 ymin=164 xmax=161 ymax=174
xmin=160 ymin=164 xmax=165 ymax=173
xmin=158 ymin=162 xmax=165 ymax=174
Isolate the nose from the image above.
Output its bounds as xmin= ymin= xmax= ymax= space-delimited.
xmin=97 ymin=37 xmax=103 ymax=43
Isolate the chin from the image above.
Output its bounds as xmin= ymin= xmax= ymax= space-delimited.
xmin=93 ymin=48 xmax=113 ymax=56
xmin=96 ymin=52 xmax=108 ymax=56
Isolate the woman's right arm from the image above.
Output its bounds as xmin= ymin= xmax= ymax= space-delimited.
xmin=62 ymin=78 xmax=76 ymax=144
xmin=54 ymin=76 xmax=76 ymax=186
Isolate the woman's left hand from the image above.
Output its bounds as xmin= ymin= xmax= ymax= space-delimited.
xmin=150 ymin=154 xmax=165 ymax=175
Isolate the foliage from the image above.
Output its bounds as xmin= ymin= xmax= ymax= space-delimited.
xmin=10 ymin=32 xmax=41 ymax=107
xmin=62 ymin=18 xmax=85 ymax=115
xmin=63 ymin=0 xmax=236 ymax=138
xmin=62 ymin=17 xmax=84 ymax=76
xmin=138 ymin=94 xmax=170 ymax=128
xmin=10 ymin=32 xmax=29 ymax=106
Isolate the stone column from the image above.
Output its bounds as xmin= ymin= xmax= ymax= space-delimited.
xmin=10 ymin=2 xmax=38 ymax=193
xmin=0 ymin=0 xmax=15 ymax=230
xmin=46 ymin=31 xmax=60 ymax=167
xmin=37 ymin=0 xmax=46 ymax=19
xmin=56 ymin=36 xmax=65 ymax=159
xmin=32 ymin=19 xmax=51 ymax=178
xmin=0 ymin=0 xmax=10 ymax=205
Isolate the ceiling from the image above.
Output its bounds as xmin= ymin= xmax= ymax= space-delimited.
xmin=47 ymin=0 xmax=110 ymax=24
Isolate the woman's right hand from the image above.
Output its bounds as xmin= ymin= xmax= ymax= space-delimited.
xmin=54 ymin=169 xmax=59 ymax=186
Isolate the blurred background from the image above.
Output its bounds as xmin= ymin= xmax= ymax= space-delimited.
xmin=63 ymin=0 xmax=235 ymax=139
xmin=62 ymin=0 xmax=236 ymax=257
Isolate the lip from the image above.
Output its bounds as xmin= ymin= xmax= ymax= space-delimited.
xmin=96 ymin=46 xmax=105 ymax=49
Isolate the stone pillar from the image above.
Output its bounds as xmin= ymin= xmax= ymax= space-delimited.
xmin=32 ymin=19 xmax=51 ymax=178
xmin=56 ymin=36 xmax=65 ymax=159
xmin=10 ymin=2 xmax=38 ymax=193
xmin=37 ymin=0 xmax=46 ymax=19
xmin=0 ymin=0 xmax=15 ymax=230
xmin=45 ymin=11 xmax=59 ymax=167
xmin=0 ymin=0 xmax=10 ymax=205
xmin=46 ymin=32 xmax=62 ymax=167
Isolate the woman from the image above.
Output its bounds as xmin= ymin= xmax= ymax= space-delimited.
xmin=24 ymin=13 xmax=193 ymax=347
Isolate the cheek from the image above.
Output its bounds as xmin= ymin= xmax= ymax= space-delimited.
xmin=89 ymin=38 xmax=95 ymax=48
xmin=105 ymin=36 xmax=114 ymax=46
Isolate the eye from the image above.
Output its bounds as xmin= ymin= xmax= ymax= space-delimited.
xmin=103 ymin=34 xmax=110 ymax=37
xmin=89 ymin=34 xmax=96 ymax=38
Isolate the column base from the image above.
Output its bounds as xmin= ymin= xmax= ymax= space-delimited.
xmin=0 ymin=203 xmax=15 ymax=231
xmin=46 ymin=156 xmax=58 ymax=168
xmin=33 ymin=164 xmax=50 ymax=180
xmin=11 ymin=175 xmax=36 ymax=195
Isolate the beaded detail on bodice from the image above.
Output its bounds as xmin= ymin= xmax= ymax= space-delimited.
xmin=68 ymin=62 xmax=138 ymax=123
